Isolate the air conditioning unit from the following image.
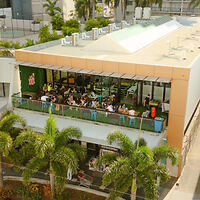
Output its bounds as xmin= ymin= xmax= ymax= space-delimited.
xmin=143 ymin=7 xmax=151 ymax=20
xmin=72 ymin=33 xmax=79 ymax=46
xmin=92 ymin=28 xmax=99 ymax=40
xmin=135 ymin=7 xmax=142 ymax=20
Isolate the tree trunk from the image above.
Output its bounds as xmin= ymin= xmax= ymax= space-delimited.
xmin=50 ymin=162 xmax=55 ymax=200
xmin=0 ymin=154 xmax=3 ymax=190
xmin=131 ymin=177 xmax=137 ymax=200
xmin=92 ymin=0 xmax=96 ymax=19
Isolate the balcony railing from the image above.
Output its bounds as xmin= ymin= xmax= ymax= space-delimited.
xmin=12 ymin=96 xmax=166 ymax=133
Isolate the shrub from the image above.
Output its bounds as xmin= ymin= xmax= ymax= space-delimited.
xmin=65 ymin=19 xmax=80 ymax=29
xmin=96 ymin=17 xmax=111 ymax=27
xmin=39 ymin=25 xmax=52 ymax=43
xmin=51 ymin=14 xmax=64 ymax=30
xmin=84 ymin=19 xmax=100 ymax=31
xmin=62 ymin=26 xmax=80 ymax=36
xmin=50 ymin=31 xmax=63 ymax=40
xmin=25 ymin=39 xmax=35 ymax=47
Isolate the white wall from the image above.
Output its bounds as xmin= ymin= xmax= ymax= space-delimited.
xmin=184 ymin=54 xmax=200 ymax=130
xmin=63 ymin=0 xmax=75 ymax=20
xmin=0 ymin=58 xmax=21 ymax=106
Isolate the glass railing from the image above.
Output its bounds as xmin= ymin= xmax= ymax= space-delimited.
xmin=12 ymin=96 xmax=166 ymax=133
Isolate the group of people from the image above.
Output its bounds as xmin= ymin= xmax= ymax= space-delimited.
xmin=40 ymin=83 xmax=152 ymax=118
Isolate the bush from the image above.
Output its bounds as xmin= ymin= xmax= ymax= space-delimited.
xmin=84 ymin=19 xmax=100 ymax=31
xmin=50 ymin=31 xmax=63 ymax=40
xmin=62 ymin=26 xmax=80 ymax=36
xmin=51 ymin=14 xmax=64 ymax=30
xmin=39 ymin=25 xmax=52 ymax=43
xmin=96 ymin=17 xmax=111 ymax=27
xmin=65 ymin=19 xmax=80 ymax=29
xmin=25 ymin=39 xmax=35 ymax=47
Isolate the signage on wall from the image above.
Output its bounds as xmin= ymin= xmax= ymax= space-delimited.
xmin=29 ymin=73 xmax=35 ymax=86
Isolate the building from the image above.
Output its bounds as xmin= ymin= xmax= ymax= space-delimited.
xmin=13 ymin=16 xmax=200 ymax=177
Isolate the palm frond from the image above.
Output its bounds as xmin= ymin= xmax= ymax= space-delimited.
xmin=23 ymin=157 xmax=48 ymax=184
xmin=189 ymin=0 xmax=200 ymax=8
xmin=137 ymin=170 xmax=158 ymax=200
xmin=0 ymin=131 xmax=12 ymax=156
xmin=133 ymin=146 xmax=153 ymax=171
xmin=107 ymin=131 xmax=134 ymax=156
xmin=53 ymin=147 xmax=78 ymax=174
xmin=0 ymin=113 xmax=26 ymax=132
xmin=96 ymin=153 xmax=117 ymax=167
xmin=44 ymin=114 xmax=57 ymax=139
xmin=153 ymin=145 xmax=179 ymax=165
xmin=0 ymin=110 xmax=13 ymax=120
xmin=67 ymin=143 xmax=86 ymax=161
xmin=102 ymin=157 xmax=131 ymax=187
xmin=55 ymin=127 xmax=82 ymax=148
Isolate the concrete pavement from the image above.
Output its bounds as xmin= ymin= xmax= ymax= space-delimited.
xmin=164 ymin=126 xmax=200 ymax=200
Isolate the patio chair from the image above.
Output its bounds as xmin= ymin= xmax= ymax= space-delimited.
xmin=119 ymin=115 xmax=126 ymax=125
xmin=112 ymin=23 xmax=120 ymax=30
xmin=41 ymin=102 xmax=47 ymax=111
xmin=50 ymin=102 xmax=55 ymax=113
xmin=99 ymin=28 xmax=106 ymax=35
xmin=81 ymin=32 xmax=90 ymax=40
xmin=61 ymin=36 xmax=71 ymax=46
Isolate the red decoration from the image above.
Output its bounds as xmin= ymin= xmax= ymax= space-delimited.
xmin=151 ymin=107 xmax=156 ymax=118
xmin=29 ymin=73 xmax=35 ymax=85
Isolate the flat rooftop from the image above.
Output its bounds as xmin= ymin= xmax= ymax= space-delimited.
xmin=28 ymin=17 xmax=200 ymax=68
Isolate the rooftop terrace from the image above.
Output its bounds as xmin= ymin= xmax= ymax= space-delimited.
xmin=17 ymin=16 xmax=200 ymax=68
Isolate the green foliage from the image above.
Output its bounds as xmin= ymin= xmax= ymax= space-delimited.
xmin=21 ymin=113 xmax=86 ymax=197
xmin=79 ymin=195 xmax=91 ymax=200
xmin=134 ymin=138 xmax=147 ymax=148
xmin=43 ymin=0 xmax=62 ymax=17
xmin=84 ymin=19 xmax=100 ymax=31
xmin=51 ymin=14 xmax=64 ymax=30
xmin=25 ymin=39 xmax=35 ymax=47
xmin=98 ymin=131 xmax=179 ymax=200
xmin=65 ymin=19 xmax=80 ymax=29
xmin=39 ymin=25 xmax=52 ymax=43
xmin=84 ymin=17 xmax=110 ymax=31
xmin=75 ymin=0 xmax=90 ymax=20
xmin=96 ymin=17 xmax=111 ymax=27
xmin=15 ymin=186 xmax=42 ymax=200
xmin=39 ymin=25 xmax=62 ymax=43
xmin=0 ymin=40 xmax=22 ymax=49
xmin=62 ymin=26 xmax=80 ymax=36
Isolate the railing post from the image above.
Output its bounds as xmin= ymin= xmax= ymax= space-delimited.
xmin=62 ymin=104 xmax=64 ymax=116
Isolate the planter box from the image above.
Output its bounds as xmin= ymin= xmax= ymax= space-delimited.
xmin=31 ymin=23 xmax=40 ymax=31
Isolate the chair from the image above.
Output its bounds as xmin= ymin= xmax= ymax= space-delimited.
xmin=143 ymin=7 xmax=151 ymax=20
xmin=61 ymin=36 xmax=71 ymax=46
xmin=50 ymin=102 xmax=55 ymax=113
xmin=129 ymin=116 xmax=135 ymax=126
xmin=82 ymin=32 xmax=90 ymax=40
xmin=135 ymin=7 xmax=142 ymax=20
xmin=112 ymin=23 xmax=119 ymax=30
xmin=90 ymin=110 xmax=97 ymax=120
xmin=99 ymin=28 xmax=106 ymax=35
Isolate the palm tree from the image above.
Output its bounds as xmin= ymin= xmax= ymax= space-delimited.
xmin=75 ymin=0 xmax=91 ymax=21
xmin=0 ymin=110 xmax=26 ymax=189
xmin=43 ymin=0 xmax=62 ymax=17
xmin=97 ymin=131 xmax=179 ymax=200
xmin=189 ymin=0 xmax=200 ymax=8
xmin=21 ymin=112 xmax=85 ymax=199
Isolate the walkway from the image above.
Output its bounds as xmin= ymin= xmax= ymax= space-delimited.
xmin=164 ymin=126 xmax=200 ymax=200
xmin=13 ymin=108 xmax=165 ymax=149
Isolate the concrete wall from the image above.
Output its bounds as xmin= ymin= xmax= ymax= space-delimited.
xmin=184 ymin=54 xmax=200 ymax=130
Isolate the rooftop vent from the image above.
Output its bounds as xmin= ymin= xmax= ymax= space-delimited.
xmin=92 ymin=28 xmax=99 ymax=40
xmin=72 ymin=33 xmax=79 ymax=46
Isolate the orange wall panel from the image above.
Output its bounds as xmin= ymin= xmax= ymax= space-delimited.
xmin=118 ymin=62 xmax=136 ymax=74
xmin=172 ymin=68 xmax=190 ymax=80
xmin=102 ymin=60 xmax=119 ymax=72
xmin=135 ymin=64 xmax=155 ymax=76
xmin=15 ymin=50 xmax=28 ymax=61
xmin=154 ymin=66 xmax=173 ymax=78
xmin=71 ymin=57 xmax=87 ymax=68
xmin=86 ymin=59 xmax=103 ymax=70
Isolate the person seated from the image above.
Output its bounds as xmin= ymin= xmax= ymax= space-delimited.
xmin=41 ymin=93 xmax=49 ymax=102
xmin=107 ymin=104 xmax=114 ymax=112
xmin=118 ymin=105 xmax=124 ymax=113
xmin=122 ymin=107 xmax=129 ymax=115
xmin=113 ymin=105 xmax=118 ymax=112
xmin=94 ymin=101 xmax=100 ymax=109
xmin=43 ymin=84 xmax=48 ymax=93
xmin=51 ymin=95 xmax=57 ymax=103
xmin=142 ymin=110 xmax=150 ymax=118
xmin=122 ymin=104 xmax=126 ymax=109
xmin=129 ymin=107 xmax=135 ymax=116
xmin=91 ymin=99 xmax=96 ymax=108
xmin=47 ymin=83 xmax=52 ymax=92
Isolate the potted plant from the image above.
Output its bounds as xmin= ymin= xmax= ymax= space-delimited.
xmin=31 ymin=17 xmax=42 ymax=31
